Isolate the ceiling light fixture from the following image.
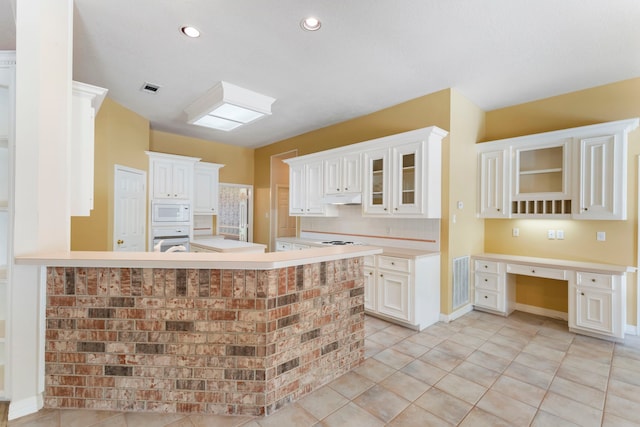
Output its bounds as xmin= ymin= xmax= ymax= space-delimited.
xmin=300 ymin=17 xmax=321 ymax=31
xmin=184 ymin=81 xmax=276 ymax=132
xmin=180 ymin=26 xmax=200 ymax=38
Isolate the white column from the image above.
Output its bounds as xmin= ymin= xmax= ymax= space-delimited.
xmin=10 ymin=0 xmax=73 ymax=419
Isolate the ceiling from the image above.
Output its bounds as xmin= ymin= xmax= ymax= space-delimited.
xmin=2 ymin=0 xmax=640 ymax=148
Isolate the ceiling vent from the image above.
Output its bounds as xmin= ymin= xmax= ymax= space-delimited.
xmin=140 ymin=82 xmax=161 ymax=94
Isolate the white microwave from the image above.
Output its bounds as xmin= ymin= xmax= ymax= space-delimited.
xmin=152 ymin=201 xmax=191 ymax=225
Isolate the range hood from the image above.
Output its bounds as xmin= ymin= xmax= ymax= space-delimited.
xmin=322 ymin=193 xmax=362 ymax=205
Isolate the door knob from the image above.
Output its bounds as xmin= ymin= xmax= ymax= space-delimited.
xmin=117 ymin=239 xmax=124 ymax=244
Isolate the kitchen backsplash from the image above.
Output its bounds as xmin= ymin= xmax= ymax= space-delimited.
xmin=300 ymin=205 xmax=440 ymax=250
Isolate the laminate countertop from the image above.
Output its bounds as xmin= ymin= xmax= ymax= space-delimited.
xmin=15 ymin=245 xmax=382 ymax=270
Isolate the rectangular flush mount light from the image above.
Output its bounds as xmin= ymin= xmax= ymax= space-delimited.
xmin=185 ymin=81 xmax=275 ymax=131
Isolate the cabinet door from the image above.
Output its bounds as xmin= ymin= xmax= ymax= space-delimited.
xmin=324 ymin=157 xmax=342 ymax=195
xmin=478 ymin=150 xmax=509 ymax=218
xmin=575 ymin=134 xmax=623 ymax=219
xmin=193 ymin=167 xmax=217 ymax=214
xmin=377 ymin=270 xmax=410 ymax=321
xmin=289 ymin=163 xmax=306 ymax=215
xmin=152 ymin=160 xmax=174 ymax=199
xmin=343 ymin=152 xmax=361 ymax=193
xmin=363 ymin=148 xmax=390 ymax=215
xmin=575 ymin=288 xmax=613 ymax=334
xmin=305 ymin=160 xmax=325 ymax=214
xmin=364 ymin=266 xmax=376 ymax=311
xmin=171 ymin=162 xmax=191 ymax=199
xmin=393 ymin=142 xmax=423 ymax=215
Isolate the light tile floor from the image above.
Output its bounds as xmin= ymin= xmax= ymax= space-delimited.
xmin=8 ymin=310 xmax=640 ymax=427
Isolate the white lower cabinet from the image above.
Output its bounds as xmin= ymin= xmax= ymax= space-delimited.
xmin=571 ymin=271 xmax=624 ymax=338
xmin=364 ymin=253 xmax=440 ymax=330
xmin=275 ymin=241 xmax=292 ymax=252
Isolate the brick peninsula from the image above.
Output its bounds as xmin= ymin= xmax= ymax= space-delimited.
xmin=17 ymin=245 xmax=381 ymax=416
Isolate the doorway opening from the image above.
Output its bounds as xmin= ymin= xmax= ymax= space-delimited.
xmin=218 ymin=183 xmax=254 ymax=242
xmin=270 ymin=150 xmax=297 ymax=251
xmin=113 ymin=165 xmax=146 ymax=251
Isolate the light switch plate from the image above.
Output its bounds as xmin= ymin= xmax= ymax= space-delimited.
xmin=597 ymin=231 xmax=606 ymax=241
xmin=556 ymin=230 xmax=565 ymax=240
xmin=512 ymin=228 xmax=519 ymax=237
xmin=547 ymin=229 xmax=556 ymax=239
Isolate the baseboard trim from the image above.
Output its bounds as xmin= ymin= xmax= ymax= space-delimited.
xmin=625 ymin=324 xmax=638 ymax=336
xmin=439 ymin=304 xmax=473 ymax=323
xmin=514 ymin=303 xmax=568 ymax=321
xmin=8 ymin=394 xmax=42 ymax=421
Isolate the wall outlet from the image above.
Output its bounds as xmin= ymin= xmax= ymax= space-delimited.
xmin=547 ymin=229 xmax=556 ymax=239
xmin=597 ymin=231 xmax=606 ymax=241
xmin=457 ymin=201 xmax=464 ymax=209
xmin=512 ymin=228 xmax=519 ymax=237
xmin=556 ymin=230 xmax=565 ymax=240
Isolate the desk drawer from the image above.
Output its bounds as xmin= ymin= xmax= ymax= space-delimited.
xmin=475 ymin=273 xmax=501 ymax=292
xmin=474 ymin=289 xmax=502 ymax=312
xmin=577 ymin=271 xmax=614 ymax=290
xmin=474 ymin=260 xmax=500 ymax=274
xmin=507 ymin=263 xmax=566 ymax=280
xmin=378 ymin=256 xmax=411 ymax=273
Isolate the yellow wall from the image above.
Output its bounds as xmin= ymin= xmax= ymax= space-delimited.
xmin=483 ymin=78 xmax=640 ymax=325
xmin=149 ymin=130 xmax=254 ymax=185
xmin=70 ymin=98 xmax=149 ymax=250
xmin=444 ymin=90 xmax=486 ymax=313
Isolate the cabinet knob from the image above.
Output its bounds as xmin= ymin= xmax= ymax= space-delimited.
xmin=497 ymin=208 xmax=501 ymax=212
xmin=174 ymin=194 xmax=178 ymax=197
xmin=344 ymin=187 xmax=348 ymax=191
xmin=591 ymin=278 xmax=596 ymax=282
xmin=581 ymin=292 xmax=585 ymax=296
xmin=484 ymin=265 xmax=488 ymax=269
xmin=167 ymin=193 xmax=171 ymax=197
xmin=369 ymin=272 xmax=373 ymax=275
xmin=380 ymin=274 xmax=383 ymax=277
xmin=484 ymin=295 xmax=488 ymax=299
xmin=384 ymin=208 xmax=387 ymax=211
xmin=117 ymin=239 xmax=124 ymax=244
xmin=391 ymin=262 xmax=395 ymax=265
xmin=531 ymin=269 xmax=536 ymax=273
xmin=336 ymin=188 xmax=340 ymax=191
xmin=484 ymin=278 xmax=488 ymax=282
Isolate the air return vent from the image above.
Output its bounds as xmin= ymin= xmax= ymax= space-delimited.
xmin=140 ymin=82 xmax=161 ymax=94
xmin=452 ymin=256 xmax=470 ymax=310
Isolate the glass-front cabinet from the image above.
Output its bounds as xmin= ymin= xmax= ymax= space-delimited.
xmin=363 ymin=148 xmax=390 ymax=214
xmin=393 ymin=141 xmax=423 ymax=215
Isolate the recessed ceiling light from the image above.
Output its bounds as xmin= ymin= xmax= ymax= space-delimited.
xmin=180 ymin=26 xmax=200 ymax=38
xmin=300 ymin=17 xmax=321 ymax=31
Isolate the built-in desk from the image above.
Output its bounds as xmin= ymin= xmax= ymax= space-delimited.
xmin=472 ymin=253 xmax=634 ymax=341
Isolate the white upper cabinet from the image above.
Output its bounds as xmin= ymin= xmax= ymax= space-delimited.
xmin=363 ymin=127 xmax=445 ymax=218
xmin=146 ymin=151 xmax=200 ymax=200
xmin=286 ymin=159 xmax=337 ymax=216
xmin=477 ymin=148 xmax=509 ymax=218
xmin=193 ymin=162 xmax=224 ymax=215
xmin=69 ymin=81 xmax=108 ymax=216
xmin=575 ymin=128 xmax=628 ymax=220
xmin=324 ymin=152 xmax=361 ymax=195
xmin=476 ymin=118 xmax=639 ymax=219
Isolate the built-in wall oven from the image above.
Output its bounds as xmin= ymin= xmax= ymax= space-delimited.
xmin=152 ymin=226 xmax=190 ymax=252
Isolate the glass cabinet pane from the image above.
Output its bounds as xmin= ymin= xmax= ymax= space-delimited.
xmin=371 ymin=158 xmax=384 ymax=205
xmin=400 ymin=153 xmax=415 ymax=204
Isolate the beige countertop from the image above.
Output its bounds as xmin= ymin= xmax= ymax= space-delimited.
xmin=191 ymin=237 xmax=267 ymax=253
xmin=276 ymin=237 xmax=439 ymax=259
xmin=473 ymin=253 xmax=635 ymax=274
xmin=15 ymin=245 xmax=382 ymax=270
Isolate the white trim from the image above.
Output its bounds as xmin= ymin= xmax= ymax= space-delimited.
xmin=439 ymin=304 xmax=473 ymax=323
xmin=637 ymin=155 xmax=640 ymax=338
xmin=625 ymin=324 xmax=638 ymax=336
xmin=269 ymin=150 xmax=297 ymax=252
xmin=8 ymin=394 xmax=43 ymax=420
xmin=514 ymin=303 xmax=568 ymax=321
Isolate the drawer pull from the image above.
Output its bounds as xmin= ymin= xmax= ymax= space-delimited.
xmin=581 ymin=292 xmax=585 ymax=296
xmin=592 ymin=278 xmax=596 ymax=282
xmin=484 ymin=265 xmax=488 ymax=269
xmin=380 ymin=274 xmax=383 ymax=277
xmin=391 ymin=262 xmax=395 ymax=265
xmin=531 ymin=269 xmax=536 ymax=273
xmin=484 ymin=278 xmax=488 ymax=282
xmin=484 ymin=295 xmax=488 ymax=299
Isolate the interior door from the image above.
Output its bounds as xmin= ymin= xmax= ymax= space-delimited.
xmin=218 ymin=183 xmax=254 ymax=242
xmin=114 ymin=165 xmax=146 ymax=251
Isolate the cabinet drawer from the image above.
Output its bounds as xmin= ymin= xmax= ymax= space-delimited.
xmin=474 ymin=260 xmax=500 ymax=274
xmin=576 ymin=271 xmax=614 ymax=290
xmin=378 ymin=256 xmax=411 ymax=273
xmin=363 ymin=255 xmax=376 ymax=267
xmin=507 ymin=263 xmax=566 ymax=280
xmin=475 ymin=273 xmax=501 ymax=292
xmin=474 ymin=289 xmax=502 ymax=312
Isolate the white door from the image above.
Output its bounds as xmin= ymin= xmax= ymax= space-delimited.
xmin=114 ymin=165 xmax=146 ymax=251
